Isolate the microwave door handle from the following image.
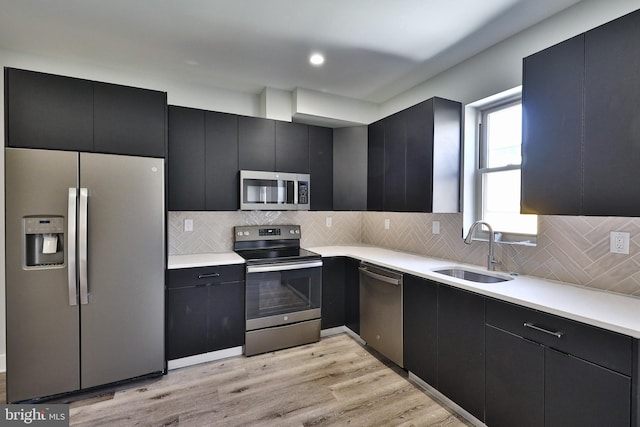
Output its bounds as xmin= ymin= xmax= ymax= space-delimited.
xmin=79 ymin=188 xmax=89 ymax=305
xmin=67 ymin=188 xmax=78 ymax=306
xmin=294 ymin=180 xmax=298 ymax=205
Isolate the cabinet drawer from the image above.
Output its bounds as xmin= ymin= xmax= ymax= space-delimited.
xmin=168 ymin=264 xmax=245 ymax=289
xmin=486 ymin=298 xmax=632 ymax=375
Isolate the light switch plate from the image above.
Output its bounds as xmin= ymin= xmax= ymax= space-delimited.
xmin=384 ymin=219 xmax=390 ymax=230
xmin=326 ymin=217 xmax=332 ymax=228
xmin=432 ymin=221 xmax=440 ymax=234
xmin=184 ymin=219 xmax=194 ymax=232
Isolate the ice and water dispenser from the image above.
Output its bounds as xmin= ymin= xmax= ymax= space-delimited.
xmin=23 ymin=216 xmax=64 ymax=268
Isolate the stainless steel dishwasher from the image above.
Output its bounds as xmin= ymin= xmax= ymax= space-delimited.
xmin=359 ymin=262 xmax=404 ymax=367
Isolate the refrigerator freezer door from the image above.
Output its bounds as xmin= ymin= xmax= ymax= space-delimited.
xmin=5 ymin=148 xmax=80 ymax=402
xmin=79 ymin=153 xmax=165 ymax=388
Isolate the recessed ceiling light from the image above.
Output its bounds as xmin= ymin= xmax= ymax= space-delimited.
xmin=309 ymin=53 xmax=325 ymax=66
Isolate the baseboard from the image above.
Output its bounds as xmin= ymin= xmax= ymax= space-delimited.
xmin=167 ymin=346 xmax=243 ymax=370
xmin=321 ymin=326 xmax=365 ymax=345
xmin=408 ymin=372 xmax=486 ymax=427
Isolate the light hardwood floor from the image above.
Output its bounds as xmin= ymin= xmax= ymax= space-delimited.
xmin=2 ymin=334 xmax=472 ymax=426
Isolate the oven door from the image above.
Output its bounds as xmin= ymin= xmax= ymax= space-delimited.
xmin=245 ymin=260 xmax=322 ymax=331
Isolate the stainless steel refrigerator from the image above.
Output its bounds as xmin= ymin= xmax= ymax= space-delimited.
xmin=5 ymin=147 xmax=165 ymax=402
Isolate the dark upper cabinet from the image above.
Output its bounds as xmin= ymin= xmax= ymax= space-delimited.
xmin=367 ymin=97 xmax=461 ymax=213
xmin=5 ymin=68 xmax=166 ymax=157
xmin=309 ymin=125 xmax=333 ymax=211
xmin=383 ymin=111 xmax=407 ymax=212
xmin=205 ymin=111 xmax=239 ymax=211
xmin=6 ymin=68 xmax=94 ymax=152
xmin=521 ymin=9 xmax=640 ymax=216
xmin=437 ymin=285 xmax=485 ymax=422
xmin=403 ymin=275 xmax=438 ymax=387
xmin=238 ymin=116 xmax=275 ymax=172
xmin=367 ymin=120 xmax=385 ymax=211
xmin=168 ymin=106 xmax=238 ymax=211
xmin=168 ymin=106 xmax=206 ymax=211
xmin=275 ymin=121 xmax=309 ymax=173
xmin=93 ymin=82 xmax=167 ymax=157
xmin=405 ymin=100 xmax=435 ymax=212
xmin=521 ymin=35 xmax=584 ymax=215
xmin=583 ymin=9 xmax=640 ymax=216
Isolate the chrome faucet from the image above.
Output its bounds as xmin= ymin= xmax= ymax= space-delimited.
xmin=464 ymin=220 xmax=500 ymax=271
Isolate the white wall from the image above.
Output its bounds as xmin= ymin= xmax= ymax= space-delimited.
xmin=1 ymin=0 xmax=638 ymax=372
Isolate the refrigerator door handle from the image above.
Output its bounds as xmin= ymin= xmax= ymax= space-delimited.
xmin=68 ymin=188 xmax=78 ymax=306
xmin=79 ymin=188 xmax=89 ymax=305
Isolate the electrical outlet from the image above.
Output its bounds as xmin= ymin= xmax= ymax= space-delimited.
xmin=384 ymin=219 xmax=390 ymax=230
xmin=184 ymin=219 xmax=193 ymax=232
xmin=326 ymin=217 xmax=332 ymax=228
xmin=610 ymin=231 xmax=630 ymax=254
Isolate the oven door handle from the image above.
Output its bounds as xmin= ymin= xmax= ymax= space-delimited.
xmin=246 ymin=260 xmax=323 ymax=273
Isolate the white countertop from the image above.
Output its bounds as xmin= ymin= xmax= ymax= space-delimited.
xmin=168 ymin=245 xmax=640 ymax=338
xmin=168 ymin=252 xmax=245 ymax=269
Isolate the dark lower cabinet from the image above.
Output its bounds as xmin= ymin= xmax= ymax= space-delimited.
xmin=486 ymin=297 xmax=634 ymax=427
xmin=321 ymin=257 xmax=346 ymax=329
xmin=166 ymin=265 xmax=244 ymax=360
xmin=403 ymin=275 xmax=438 ymax=387
xmin=485 ymin=325 xmax=544 ymax=427
xmin=437 ymin=285 xmax=485 ymax=421
xmin=545 ymin=348 xmax=630 ymax=427
xmin=344 ymin=257 xmax=360 ymax=335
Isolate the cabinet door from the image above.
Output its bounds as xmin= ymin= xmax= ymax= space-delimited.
xmin=275 ymin=121 xmax=309 ymax=173
xmin=94 ymin=82 xmax=166 ymax=157
xmin=437 ymin=285 xmax=485 ymax=421
xmin=405 ymin=100 xmax=434 ymax=212
xmin=205 ymin=111 xmax=239 ymax=211
xmin=583 ymin=9 xmax=640 ymax=216
xmin=344 ymin=257 xmax=360 ymax=335
xmin=367 ymin=120 xmax=385 ymax=211
xmin=207 ymin=282 xmax=245 ymax=352
xmin=545 ymin=347 xmax=631 ymax=427
xmin=521 ymin=35 xmax=584 ymax=215
xmin=6 ymin=68 xmax=93 ymax=151
xmin=383 ymin=111 xmax=406 ymax=211
xmin=485 ymin=325 xmax=544 ymax=427
xmin=238 ymin=116 xmax=275 ymax=171
xmin=309 ymin=125 xmax=333 ymax=211
xmin=166 ymin=286 xmax=209 ymax=360
xmin=403 ymin=275 xmax=437 ymax=386
xmin=321 ymin=257 xmax=346 ymax=329
xmin=168 ymin=106 xmax=206 ymax=211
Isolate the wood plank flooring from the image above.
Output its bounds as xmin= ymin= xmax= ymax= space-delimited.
xmin=2 ymin=334 xmax=472 ymax=426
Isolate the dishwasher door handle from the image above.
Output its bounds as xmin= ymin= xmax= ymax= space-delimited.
xmin=359 ymin=266 xmax=402 ymax=286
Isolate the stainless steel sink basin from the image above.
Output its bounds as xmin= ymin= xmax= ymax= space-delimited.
xmin=433 ymin=267 xmax=513 ymax=283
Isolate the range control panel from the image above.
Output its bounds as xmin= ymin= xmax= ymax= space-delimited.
xmin=234 ymin=225 xmax=301 ymax=242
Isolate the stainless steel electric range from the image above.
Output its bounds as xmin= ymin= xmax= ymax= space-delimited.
xmin=234 ymin=225 xmax=322 ymax=356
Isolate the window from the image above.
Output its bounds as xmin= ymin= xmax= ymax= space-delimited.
xmin=475 ymin=97 xmax=537 ymax=243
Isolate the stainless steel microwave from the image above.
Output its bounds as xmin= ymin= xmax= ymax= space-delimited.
xmin=240 ymin=170 xmax=310 ymax=210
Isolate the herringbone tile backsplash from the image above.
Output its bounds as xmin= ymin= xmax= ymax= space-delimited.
xmin=169 ymin=211 xmax=640 ymax=297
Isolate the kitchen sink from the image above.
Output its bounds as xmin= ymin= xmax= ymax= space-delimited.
xmin=433 ymin=267 xmax=513 ymax=284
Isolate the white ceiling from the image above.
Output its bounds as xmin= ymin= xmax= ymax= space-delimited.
xmin=0 ymin=0 xmax=583 ymax=104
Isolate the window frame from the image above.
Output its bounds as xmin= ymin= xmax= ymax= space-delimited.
xmin=473 ymin=95 xmax=537 ymax=245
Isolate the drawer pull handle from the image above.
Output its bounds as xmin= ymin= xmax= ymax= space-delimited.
xmin=524 ymin=322 xmax=563 ymax=338
xmin=198 ymin=273 xmax=220 ymax=279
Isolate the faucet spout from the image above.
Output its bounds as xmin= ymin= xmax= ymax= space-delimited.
xmin=464 ymin=220 xmax=500 ymax=271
